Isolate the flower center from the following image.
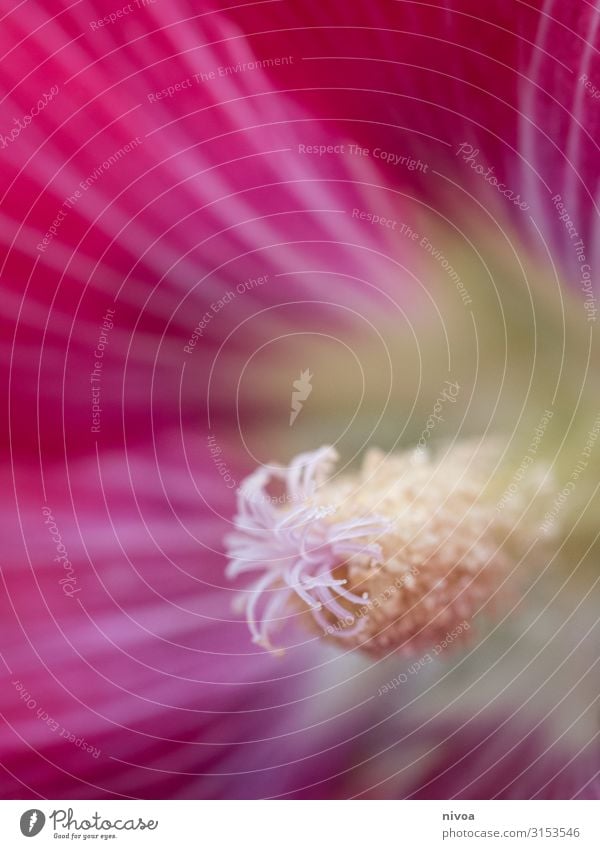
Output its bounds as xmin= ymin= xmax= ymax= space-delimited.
xmin=225 ymin=441 xmax=542 ymax=657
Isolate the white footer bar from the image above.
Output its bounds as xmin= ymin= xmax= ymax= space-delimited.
xmin=0 ymin=800 xmax=598 ymax=848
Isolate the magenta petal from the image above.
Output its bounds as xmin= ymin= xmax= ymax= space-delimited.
xmin=0 ymin=441 xmax=363 ymax=798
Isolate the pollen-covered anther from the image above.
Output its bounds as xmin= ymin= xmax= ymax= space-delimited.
xmin=225 ymin=443 xmax=535 ymax=657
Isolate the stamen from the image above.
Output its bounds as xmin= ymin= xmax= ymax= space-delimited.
xmin=224 ymin=446 xmax=388 ymax=653
xmin=225 ymin=441 xmax=544 ymax=657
